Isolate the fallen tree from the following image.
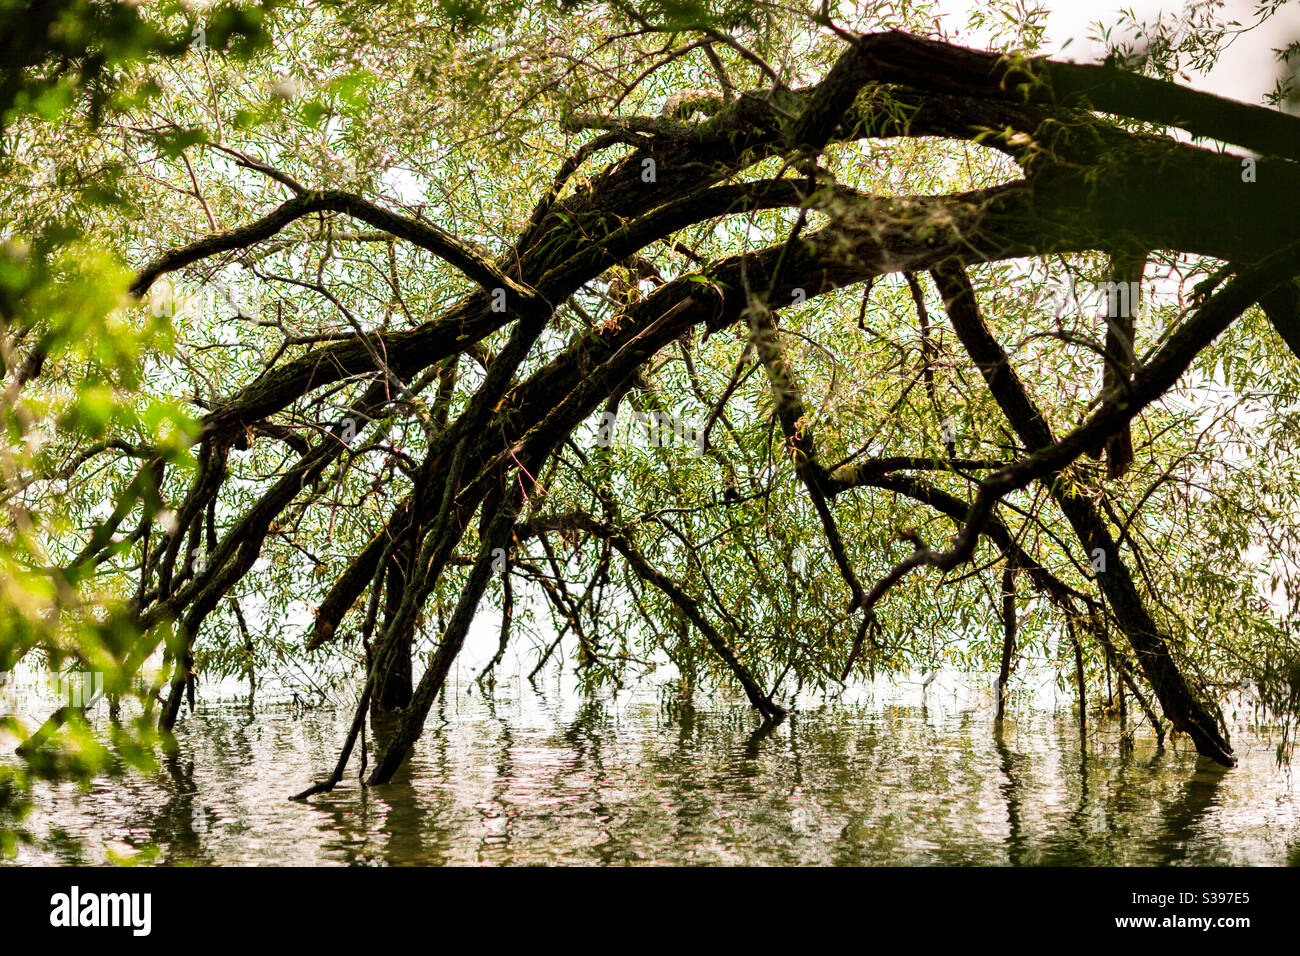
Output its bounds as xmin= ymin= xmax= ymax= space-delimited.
xmin=7 ymin=1 xmax=1300 ymax=793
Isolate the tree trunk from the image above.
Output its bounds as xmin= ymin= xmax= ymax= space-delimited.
xmin=996 ymin=561 xmax=1016 ymax=723
xmin=930 ymin=262 xmax=1236 ymax=766
xmin=371 ymin=544 xmax=414 ymax=717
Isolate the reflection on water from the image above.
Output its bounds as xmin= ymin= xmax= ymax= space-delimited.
xmin=6 ymin=673 xmax=1298 ymax=865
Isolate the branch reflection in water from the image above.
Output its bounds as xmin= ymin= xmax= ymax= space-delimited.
xmin=8 ymin=671 xmax=1296 ymax=865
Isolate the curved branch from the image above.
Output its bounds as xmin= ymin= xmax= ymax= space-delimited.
xmin=129 ymin=189 xmax=546 ymax=309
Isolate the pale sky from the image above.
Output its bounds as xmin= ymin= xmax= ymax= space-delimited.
xmin=947 ymin=0 xmax=1300 ymax=106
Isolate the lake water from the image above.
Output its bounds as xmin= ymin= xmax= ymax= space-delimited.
xmin=6 ymin=667 xmax=1297 ymax=866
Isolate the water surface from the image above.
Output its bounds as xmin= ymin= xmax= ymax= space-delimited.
xmin=9 ymin=672 xmax=1299 ymax=865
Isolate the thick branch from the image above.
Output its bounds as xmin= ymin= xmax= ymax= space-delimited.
xmin=852 ymin=30 xmax=1300 ymax=163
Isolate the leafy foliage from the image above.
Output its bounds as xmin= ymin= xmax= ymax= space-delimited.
xmin=3 ymin=0 xmax=1300 ymax=844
